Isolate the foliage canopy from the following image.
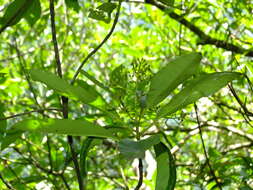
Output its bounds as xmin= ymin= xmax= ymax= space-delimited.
xmin=0 ymin=0 xmax=252 ymax=189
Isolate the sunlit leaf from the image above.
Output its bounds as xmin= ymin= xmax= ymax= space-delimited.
xmin=154 ymin=142 xmax=176 ymax=190
xmin=30 ymin=69 xmax=97 ymax=103
xmin=147 ymin=53 xmax=202 ymax=108
xmin=119 ymin=135 xmax=161 ymax=160
xmin=11 ymin=119 xmax=118 ymax=139
xmin=158 ymin=72 xmax=242 ymax=117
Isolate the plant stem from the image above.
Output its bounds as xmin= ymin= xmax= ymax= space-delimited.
xmin=71 ymin=0 xmax=122 ymax=84
xmin=194 ymin=104 xmax=222 ymax=190
xmin=49 ymin=0 xmax=83 ymax=189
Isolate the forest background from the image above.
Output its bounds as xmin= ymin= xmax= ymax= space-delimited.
xmin=0 ymin=0 xmax=253 ymax=189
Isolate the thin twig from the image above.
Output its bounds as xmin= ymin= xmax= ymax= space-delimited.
xmin=194 ymin=104 xmax=222 ymax=190
xmin=0 ymin=108 xmax=61 ymax=121
xmin=0 ymin=173 xmax=15 ymax=190
xmin=71 ymin=0 xmax=122 ymax=84
xmin=49 ymin=0 xmax=83 ymax=189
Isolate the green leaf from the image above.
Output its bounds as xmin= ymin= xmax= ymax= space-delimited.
xmin=11 ymin=119 xmax=118 ymax=139
xmin=0 ymin=0 xmax=40 ymax=30
xmin=0 ymin=73 xmax=7 ymax=84
xmin=97 ymin=3 xmax=117 ymax=14
xmin=80 ymin=137 xmax=93 ymax=178
xmin=119 ymin=135 xmax=161 ymax=160
xmin=158 ymin=72 xmax=242 ymax=117
xmin=0 ymin=104 xmax=7 ymax=132
xmin=64 ymin=0 xmax=80 ymax=12
xmin=24 ymin=0 xmax=41 ymax=26
xmin=88 ymin=3 xmax=116 ymax=23
xmin=88 ymin=9 xmax=110 ymax=23
xmin=154 ymin=142 xmax=176 ymax=190
xmin=1 ymin=130 xmax=22 ymax=151
xmin=146 ymin=53 xmax=202 ymax=108
xmin=157 ymin=0 xmax=174 ymax=6
xmin=30 ymin=69 xmax=97 ymax=103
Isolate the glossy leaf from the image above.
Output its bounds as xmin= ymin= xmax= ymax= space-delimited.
xmin=119 ymin=135 xmax=161 ymax=160
xmin=11 ymin=119 xmax=117 ymax=139
xmin=154 ymin=142 xmax=176 ymax=190
xmin=64 ymin=0 xmax=80 ymax=12
xmin=146 ymin=53 xmax=202 ymax=108
xmin=30 ymin=69 xmax=97 ymax=103
xmin=158 ymin=72 xmax=242 ymax=117
xmin=0 ymin=0 xmax=41 ymax=29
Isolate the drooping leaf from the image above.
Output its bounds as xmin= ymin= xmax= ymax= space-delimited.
xmin=64 ymin=0 xmax=80 ymax=12
xmin=154 ymin=142 xmax=176 ymax=190
xmin=119 ymin=135 xmax=161 ymax=160
xmin=80 ymin=137 xmax=93 ymax=178
xmin=0 ymin=0 xmax=41 ymax=31
xmin=24 ymin=0 xmax=41 ymax=26
xmin=146 ymin=53 xmax=202 ymax=108
xmin=30 ymin=69 xmax=97 ymax=103
xmin=158 ymin=72 xmax=242 ymax=117
xmin=11 ymin=119 xmax=118 ymax=139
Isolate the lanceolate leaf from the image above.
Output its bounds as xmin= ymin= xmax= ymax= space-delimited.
xmin=119 ymin=135 xmax=161 ymax=160
xmin=0 ymin=0 xmax=41 ymax=31
xmin=11 ymin=119 xmax=117 ymax=139
xmin=146 ymin=53 xmax=202 ymax=108
xmin=30 ymin=69 xmax=97 ymax=103
xmin=158 ymin=72 xmax=242 ymax=117
xmin=154 ymin=142 xmax=176 ymax=190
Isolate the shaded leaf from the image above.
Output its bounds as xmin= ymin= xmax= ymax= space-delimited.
xmin=24 ymin=0 xmax=41 ymax=26
xmin=11 ymin=119 xmax=118 ymax=139
xmin=88 ymin=9 xmax=110 ymax=23
xmin=80 ymin=137 xmax=93 ymax=178
xmin=119 ymin=135 xmax=161 ymax=160
xmin=157 ymin=0 xmax=174 ymax=6
xmin=64 ymin=0 xmax=80 ymax=12
xmin=0 ymin=104 xmax=7 ymax=132
xmin=147 ymin=53 xmax=202 ymax=108
xmin=154 ymin=142 xmax=176 ymax=190
xmin=30 ymin=69 xmax=97 ymax=103
xmin=0 ymin=0 xmax=41 ymax=30
xmin=158 ymin=72 xmax=242 ymax=117
xmin=1 ymin=130 xmax=22 ymax=150
xmin=97 ymin=3 xmax=117 ymax=14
